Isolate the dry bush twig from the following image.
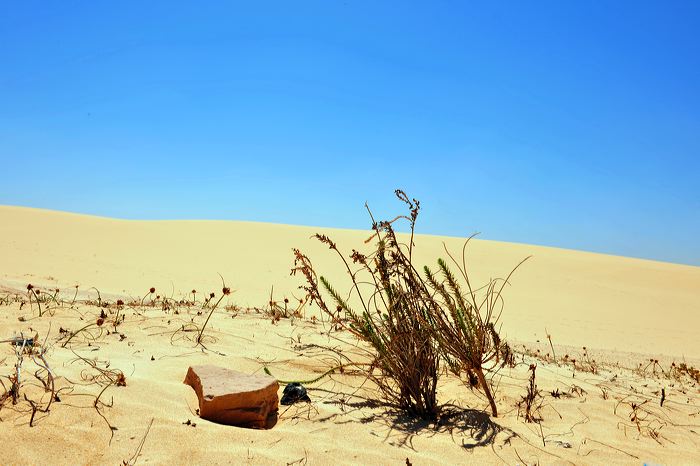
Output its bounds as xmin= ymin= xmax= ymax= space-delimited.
xmin=69 ymin=351 xmax=127 ymax=443
xmin=26 ymin=284 xmax=42 ymax=317
xmin=423 ymin=238 xmax=526 ymax=416
xmin=0 ymin=330 xmax=64 ymax=427
xmin=517 ymin=364 xmax=543 ymax=423
xmin=196 ymin=277 xmax=231 ymax=345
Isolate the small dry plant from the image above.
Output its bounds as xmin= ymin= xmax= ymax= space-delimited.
xmin=295 ymin=192 xmax=440 ymax=419
xmin=253 ymin=287 xmax=306 ymax=323
xmin=670 ymin=362 xmax=700 ymax=383
xmin=423 ymin=238 xmax=524 ymax=416
xmin=614 ymin=396 xmax=668 ymax=444
xmin=517 ymin=363 xmax=543 ymax=423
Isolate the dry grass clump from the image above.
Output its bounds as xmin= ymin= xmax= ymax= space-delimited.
xmin=311 ymin=198 xmax=441 ymax=419
xmin=516 ymin=364 xmax=543 ymax=423
xmin=670 ymin=362 xmax=700 ymax=384
xmin=614 ymin=396 xmax=670 ymax=445
xmin=25 ymin=284 xmax=63 ymax=316
xmin=293 ymin=190 xmax=526 ymax=419
xmin=252 ymin=287 xmax=307 ymax=323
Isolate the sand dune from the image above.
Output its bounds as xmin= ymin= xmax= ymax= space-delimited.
xmin=1 ymin=205 xmax=699 ymax=465
xmin=2 ymin=205 xmax=698 ymax=358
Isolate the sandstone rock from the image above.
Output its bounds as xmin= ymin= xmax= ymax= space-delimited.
xmin=184 ymin=365 xmax=279 ymax=428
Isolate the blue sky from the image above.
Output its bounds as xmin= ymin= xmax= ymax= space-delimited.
xmin=1 ymin=1 xmax=699 ymax=265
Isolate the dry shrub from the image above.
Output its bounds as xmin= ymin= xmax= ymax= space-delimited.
xmin=294 ymin=190 xmax=526 ymax=419
xmin=312 ymin=193 xmax=440 ymax=420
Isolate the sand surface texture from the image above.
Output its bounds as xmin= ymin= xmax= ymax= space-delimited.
xmin=1 ymin=205 xmax=699 ymax=464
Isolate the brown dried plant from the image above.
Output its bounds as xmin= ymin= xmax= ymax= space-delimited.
xmin=298 ymin=191 xmax=440 ymax=419
xmin=255 ymin=287 xmax=306 ymax=323
xmin=293 ymin=190 xmax=526 ymax=419
xmin=196 ymin=276 xmax=231 ymax=345
xmin=517 ymin=364 xmax=543 ymax=423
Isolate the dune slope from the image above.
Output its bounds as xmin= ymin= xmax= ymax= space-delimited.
xmin=2 ymin=206 xmax=700 ymax=465
xmin=2 ymin=205 xmax=698 ymax=358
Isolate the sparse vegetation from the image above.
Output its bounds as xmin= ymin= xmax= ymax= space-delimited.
xmin=2 ymin=194 xmax=698 ymax=464
xmin=1 ymin=275 xmax=240 ymax=438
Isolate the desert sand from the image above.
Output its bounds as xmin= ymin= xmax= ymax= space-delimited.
xmin=1 ymin=205 xmax=699 ymax=465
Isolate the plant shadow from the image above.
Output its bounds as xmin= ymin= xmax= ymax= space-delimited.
xmin=313 ymin=386 xmax=513 ymax=452
xmin=372 ymin=404 xmax=514 ymax=451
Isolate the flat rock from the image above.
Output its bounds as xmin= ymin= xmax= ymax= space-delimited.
xmin=184 ymin=365 xmax=279 ymax=428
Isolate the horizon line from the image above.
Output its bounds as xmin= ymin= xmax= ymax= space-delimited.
xmin=3 ymin=203 xmax=698 ymax=269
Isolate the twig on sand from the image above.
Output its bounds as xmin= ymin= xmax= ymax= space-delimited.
xmin=26 ymin=352 xmax=57 ymax=426
xmin=538 ymin=422 xmax=545 ymax=447
xmin=60 ymin=322 xmax=101 ymax=348
xmin=545 ymin=328 xmax=556 ymax=363
xmin=123 ymin=417 xmax=155 ymax=465
xmin=580 ymin=438 xmax=639 ymax=459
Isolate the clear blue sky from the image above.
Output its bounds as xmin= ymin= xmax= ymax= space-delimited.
xmin=1 ymin=1 xmax=699 ymax=265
